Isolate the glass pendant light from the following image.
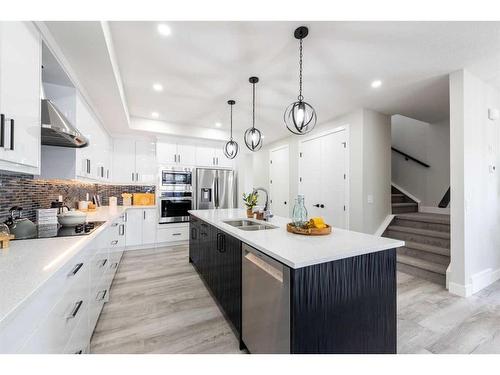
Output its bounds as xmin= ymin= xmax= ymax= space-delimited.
xmin=244 ymin=76 xmax=263 ymax=152
xmin=223 ymin=100 xmax=239 ymax=159
xmin=284 ymin=26 xmax=317 ymax=135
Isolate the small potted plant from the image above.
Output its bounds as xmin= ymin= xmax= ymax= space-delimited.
xmin=242 ymin=192 xmax=259 ymax=218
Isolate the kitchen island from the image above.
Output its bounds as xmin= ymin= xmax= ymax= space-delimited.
xmin=189 ymin=209 xmax=404 ymax=354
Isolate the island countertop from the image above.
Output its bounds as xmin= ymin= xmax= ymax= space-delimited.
xmin=189 ymin=209 xmax=404 ymax=269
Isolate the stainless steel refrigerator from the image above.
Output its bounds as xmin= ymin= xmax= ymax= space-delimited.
xmin=195 ymin=168 xmax=236 ymax=209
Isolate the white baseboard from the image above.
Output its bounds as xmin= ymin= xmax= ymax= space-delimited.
xmin=448 ymin=281 xmax=472 ymax=297
xmin=374 ymin=214 xmax=395 ymax=236
xmin=391 ymin=182 xmax=421 ymax=204
xmin=447 ymin=267 xmax=500 ymax=297
xmin=419 ymin=206 xmax=450 ymax=214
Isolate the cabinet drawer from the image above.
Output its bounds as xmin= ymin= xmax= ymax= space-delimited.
xmin=19 ymin=263 xmax=90 ymax=353
xmin=157 ymin=225 xmax=188 ymax=243
xmin=88 ymin=285 xmax=108 ymax=333
xmin=0 ymin=245 xmax=95 ymax=353
xmin=102 ymin=250 xmax=123 ymax=292
xmin=63 ymin=307 xmax=90 ymax=354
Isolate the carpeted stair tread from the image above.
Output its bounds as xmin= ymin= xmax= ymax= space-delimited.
xmin=397 ymin=254 xmax=448 ymax=275
xmin=388 ymin=225 xmax=450 ymax=239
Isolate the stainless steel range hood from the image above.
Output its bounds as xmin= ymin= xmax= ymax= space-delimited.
xmin=41 ymin=99 xmax=89 ymax=148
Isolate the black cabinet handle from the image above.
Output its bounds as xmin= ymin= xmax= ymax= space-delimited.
xmin=0 ymin=114 xmax=4 ymax=148
xmin=191 ymin=227 xmax=197 ymax=240
xmin=217 ymin=232 xmax=226 ymax=253
xmin=320 ymin=204 xmax=325 ymax=208
xmin=68 ymin=262 xmax=84 ymax=276
xmin=9 ymin=118 xmax=14 ymax=150
xmin=313 ymin=204 xmax=320 ymax=207
xmin=68 ymin=300 xmax=83 ymax=319
xmin=284 ymin=201 xmax=287 ymax=205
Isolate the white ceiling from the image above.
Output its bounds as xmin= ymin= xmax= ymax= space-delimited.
xmin=43 ymin=21 xmax=500 ymax=143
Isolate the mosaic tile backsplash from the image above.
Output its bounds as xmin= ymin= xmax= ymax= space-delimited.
xmin=0 ymin=171 xmax=155 ymax=223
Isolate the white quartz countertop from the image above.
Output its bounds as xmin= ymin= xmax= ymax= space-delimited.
xmin=189 ymin=209 xmax=405 ymax=269
xmin=0 ymin=205 xmax=155 ymax=325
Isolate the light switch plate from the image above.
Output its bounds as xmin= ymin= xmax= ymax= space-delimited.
xmin=488 ymin=108 xmax=499 ymax=120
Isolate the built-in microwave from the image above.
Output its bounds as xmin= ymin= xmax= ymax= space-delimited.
xmin=161 ymin=169 xmax=192 ymax=186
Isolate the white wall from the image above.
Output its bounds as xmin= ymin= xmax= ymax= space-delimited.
xmin=391 ymin=115 xmax=450 ymax=209
xmin=449 ymin=69 xmax=500 ymax=297
xmin=241 ymin=108 xmax=391 ymax=234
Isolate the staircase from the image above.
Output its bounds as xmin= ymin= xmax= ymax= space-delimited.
xmin=391 ymin=186 xmax=418 ymax=214
xmin=383 ymin=212 xmax=450 ymax=285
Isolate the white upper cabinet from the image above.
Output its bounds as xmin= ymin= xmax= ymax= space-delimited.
xmin=113 ymin=139 xmax=136 ymax=184
xmin=0 ymin=22 xmax=41 ymax=174
xmin=196 ymin=145 xmax=232 ymax=168
xmin=113 ymin=139 xmax=156 ymax=184
xmin=135 ymin=140 xmax=156 ymax=183
xmin=157 ymin=141 xmax=196 ymax=166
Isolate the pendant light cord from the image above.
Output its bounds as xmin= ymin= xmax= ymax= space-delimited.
xmin=298 ymin=38 xmax=303 ymax=101
xmin=252 ymin=82 xmax=256 ymax=129
xmin=230 ymin=103 xmax=233 ymax=140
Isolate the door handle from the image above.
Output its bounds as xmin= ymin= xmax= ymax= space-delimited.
xmin=9 ymin=118 xmax=14 ymax=150
xmin=136 ymin=172 xmax=139 ymax=181
xmin=99 ymin=258 xmax=108 ymax=268
xmin=320 ymin=204 xmax=325 ymax=208
xmin=132 ymin=172 xmax=134 ymax=181
xmin=313 ymin=204 xmax=320 ymax=207
xmin=217 ymin=232 xmax=225 ymax=252
xmin=119 ymin=224 xmax=125 ymax=236
xmin=111 ymin=240 xmax=118 ymax=245
xmin=0 ymin=114 xmax=4 ymax=148
xmin=143 ymin=210 xmax=146 ymax=220
xmin=96 ymin=289 xmax=107 ymax=301
xmin=178 ymin=154 xmax=181 ymax=163
xmin=191 ymin=227 xmax=197 ymax=240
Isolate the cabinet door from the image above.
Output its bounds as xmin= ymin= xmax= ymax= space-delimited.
xmin=0 ymin=22 xmax=41 ymax=170
xmin=136 ymin=140 xmax=157 ymax=184
xmin=216 ymin=230 xmax=242 ymax=334
xmin=189 ymin=216 xmax=200 ymax=265
xmin=215 ymin=148 xmax=233 ymax=168
xmin=113 ymin=139 xmax=136 ymax=183
xmin=198 ymin=220 xmax=211 ymax=281
xmin=125 ymin=209 xmax=143 ymax=247
xmin=142 ymin=208 xmax=157 ymax=245
xmin=156 ymin=142 xmax=177 ymax=165
xmin=177 ymin=144 xmax=196 ymax=165
xmin=195 ymin=146 xmax=216 ymax=167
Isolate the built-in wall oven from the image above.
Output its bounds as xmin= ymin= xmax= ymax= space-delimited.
xmin=159 ymin=167 xmax=193 ymax=224
xmin=159 ymin=192 xmax=192 ymax=224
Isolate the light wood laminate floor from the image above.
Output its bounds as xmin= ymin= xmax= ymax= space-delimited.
xmin=91 ymin=245 xmax=500 ymax=354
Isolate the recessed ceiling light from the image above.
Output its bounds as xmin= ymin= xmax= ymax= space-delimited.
xmin=215 ymin=122 xmax=222 ymax=128
xmin=152 ymin=83 xmax=163 ymax=92
xmin=151 ymin=112 xmax=159 ymax=119
xmin=371 ymin=80 xmax=382 ymax=88
xmin=157 ymin=23 xmax=171 ymax=37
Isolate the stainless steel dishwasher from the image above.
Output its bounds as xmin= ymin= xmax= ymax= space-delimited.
xmin=242 ymin=243 xmax=290 ymax=353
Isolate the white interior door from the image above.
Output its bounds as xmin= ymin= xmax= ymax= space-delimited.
xmin=321 ymin=131 xmax=348 ymax=228
xmin=299 ymin=128 xmax=348 ymax=229
xmin=269 ymin=146 xmax=290 ymax=217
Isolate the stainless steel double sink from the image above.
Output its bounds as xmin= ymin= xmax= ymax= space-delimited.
xmin=223 ymin=219 xmax=278 ymax=231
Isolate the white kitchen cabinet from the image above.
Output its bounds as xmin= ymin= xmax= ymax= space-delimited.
xmin=0 ymin=21 xmax=41 ymax=174
xmin=135 ymin=140 xmax=157 ymax=183
xmin=125 ymin=208 xmax=157 ymax=248
xmin=196 ymin=145 xmax=232 ymax=168
xmin=157 ymin=223 xmax=189 ymax=243
xmin=157 ymin=141 xmax=196 ymax=166
xmin=113 ymin=139 xmax=156 ymax=184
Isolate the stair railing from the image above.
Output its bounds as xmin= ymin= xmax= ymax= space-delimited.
xmin=391 ymin=147 xmax=430 ymax=168
xmin=438 ymin=187 xmax=450 ymax=208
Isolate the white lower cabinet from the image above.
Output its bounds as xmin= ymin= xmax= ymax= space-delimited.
xmin=157 ymin=224 xmax=189 ymax=243
xmin=125 ymin=208 xmax=157 ymax=247
xmin=14 ymin=217 xmax=125 ymax=354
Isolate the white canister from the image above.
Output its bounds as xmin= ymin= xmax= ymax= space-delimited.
xmin=78 ymin=201 xmax=89 ymax=211
xmin=109 ymin=196 xmax=117 ymax=208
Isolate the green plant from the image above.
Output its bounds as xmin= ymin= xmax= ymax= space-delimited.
xmin=242 ymin=191 xmax=259 ymax=209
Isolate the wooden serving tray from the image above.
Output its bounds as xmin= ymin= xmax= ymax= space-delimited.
xmin=287 ymin=223 xmax=332 ymax=236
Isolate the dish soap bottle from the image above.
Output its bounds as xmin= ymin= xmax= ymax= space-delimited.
xmin=292 ymin=194 xmax=308 ymax=227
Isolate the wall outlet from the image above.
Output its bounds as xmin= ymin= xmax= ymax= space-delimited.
xmin=367 ymin=194 xmax=374 ymax=204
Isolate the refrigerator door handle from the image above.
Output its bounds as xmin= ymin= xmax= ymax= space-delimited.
xmin=215 ymin=174 xmax=219 ymax=208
